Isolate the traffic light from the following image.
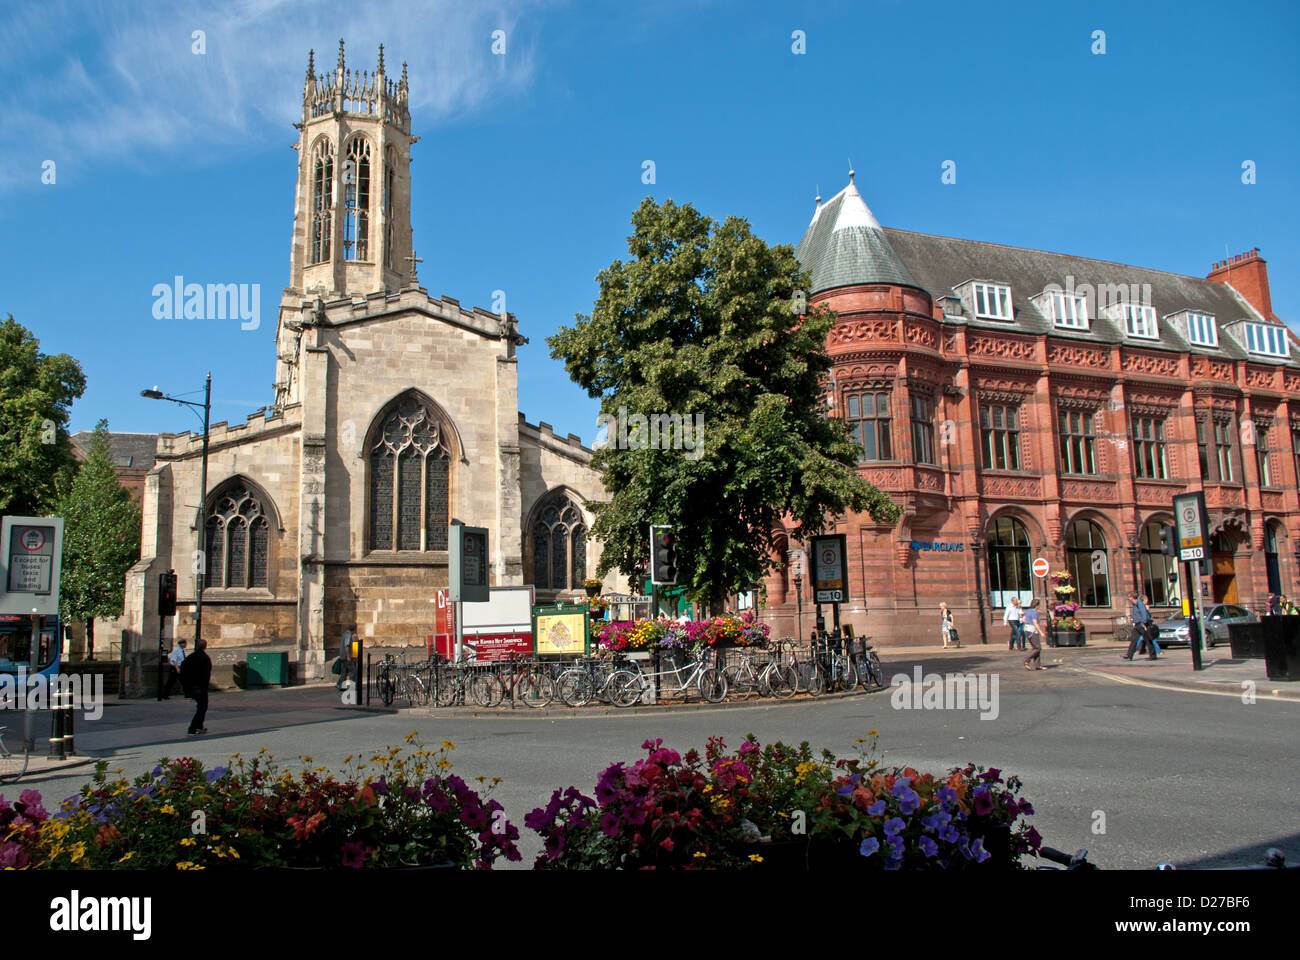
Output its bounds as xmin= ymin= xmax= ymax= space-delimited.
xmin=158 ymin=570 xmax=178 ymax=616
xmin=1159 ymin=525 xmax=1177 ymax=557
xmin=650 ymin=525 xmax=677 ymax=585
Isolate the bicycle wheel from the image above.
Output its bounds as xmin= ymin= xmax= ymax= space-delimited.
xmin=805 ymin=663 xmax=824 ymax=697
xmin=434 ymin=669 xmax=458 ymax=707
xmin=866 ymin=654 xmax=885 ymax=689
xmin=558 ymin=671 xmax=593 ymax=707
xmin=469 ymin=672 xmax=503 ymax=707
xmin=0 ymin=736 xmax=28 ymax=784
xmin=516 ymin=670 xmax=554 ymax=708
xmin=769 ymin=664 xmax=798 ymax=699
xmin=722 ymin=664 xmax=755 ymax=700
xmin=698 ymin=668 xmax=727 ymax=703
xmin=841 ymin=659 xmax=860 ymax=691
xmin=608 ymin=670 xmax=645 ymax=708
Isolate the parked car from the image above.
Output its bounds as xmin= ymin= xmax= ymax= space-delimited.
xmin=1155 ymin=604 xmax=1258 ymax=648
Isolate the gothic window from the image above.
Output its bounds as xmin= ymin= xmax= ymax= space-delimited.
xmin=909 ymin=394 xmax=936 ymax=465
xmin=384 ymin=147 xmax=395 ymax=268
xmin=204 ymin=484 xmax=271 ymax=589
xmin=1256 ymin=424 xmax=1274 ymax=487
xmin=530 ymin=494 xmax=588 ymax=591
xmin=1132 ymin=415 xmax=1169 ymax=479
xmin=310 ymin=139 xmax=334 ymax=264
xmin=1058 ymin=408 xmax=1097 ymax=475
xmin=368 ymin=398 xmax=450 ymax=551
xmin=343 ymin=137 xmax=371 ymax=261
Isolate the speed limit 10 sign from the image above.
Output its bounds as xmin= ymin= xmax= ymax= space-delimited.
xmin=809 ymin=533 xmax=850 ymax=604
xmin=1173 ymin=492 xmax=1209 ymax=563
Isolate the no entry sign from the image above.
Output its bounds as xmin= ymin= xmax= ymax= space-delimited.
xmin=1032 ymin=557 xmax=1050 ymax=578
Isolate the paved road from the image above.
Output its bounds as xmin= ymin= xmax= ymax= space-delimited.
xmin=11 ymin=646 xmax=1299 ymax=870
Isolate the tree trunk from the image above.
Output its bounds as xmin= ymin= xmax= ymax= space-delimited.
xmin=86 ymin=618 xmax=94 ymax=661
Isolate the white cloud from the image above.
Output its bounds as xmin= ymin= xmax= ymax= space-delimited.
xmin=0 ymin=0 xmax=552 ymax=189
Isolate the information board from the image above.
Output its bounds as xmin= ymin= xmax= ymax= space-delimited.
xmin=532 ymin=602 xmax=589 ymax=657
xmin=0 ymin=516 xmax=64 ymax=616
xmin=810 ymin=533 xmax=850 ymax=604
xmin=1173 ymin=492 xmax=1210 ymax=562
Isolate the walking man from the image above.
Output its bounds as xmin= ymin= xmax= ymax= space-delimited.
xmin=161 ymin=639 xmax=187 ymax=699
xmin=1003 ymin=596 xmax=1024 ymax=651
xmin=181 ymin=637 xmax=213 ymax=735
xmin=1022 ymin=598 xmax=1045 ymax=670
xmin=1124 ymin=592 xmax=1158 ymax=660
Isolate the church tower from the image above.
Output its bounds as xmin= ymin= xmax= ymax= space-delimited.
xmin=290 ymin=40 xmax=416 ymax=297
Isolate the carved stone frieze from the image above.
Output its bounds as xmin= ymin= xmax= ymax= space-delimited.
xmin=1261 ymin=491 xmax=1285 ymax=512
xmin=1047 ymin=342 xmax=1108 ymax=368
xmin=980 ymin=475 xmax=1042 ymax=499
xmin=1121 ymin=352 xmax=1181 ymax=378
xmin=1246 ymin=366 xmax=1277 ymax=389
xmin=969 ymin=335 xmax=1036 ymax=361
xmin=830 ymin=319 xmax=898 ymax=345
xmin=1191 ymin=356 xmax=1234 ymax=382
xmin=1059 ymin=478 xmax=1117 ymax=502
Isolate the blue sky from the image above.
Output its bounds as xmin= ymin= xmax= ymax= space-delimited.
xmin=2 ymin=0 xmax=1297 ymax=441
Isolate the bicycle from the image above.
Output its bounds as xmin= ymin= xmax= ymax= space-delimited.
xmin=851 ymin=638 xmax=886 ymax=690
xmin=556 ymin=656 xmax=640 ymax=707
xmin=620 ymin=649 xmax=727 ymax=704
xmin=0 ymin=725 xmax=29 ymax=784
xmin=723 ymin=647 xmax=797 ymax=699
xmin=373 ymin=652 xmax=405 ymax=706
xmin=432 ymin=643 xmax=501 ymax=707
xmin=495 ymin=653 xmax=555 ymax=708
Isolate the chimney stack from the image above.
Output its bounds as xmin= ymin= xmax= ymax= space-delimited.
xmin=1207 ymin=247 xmax=1278 ymax=322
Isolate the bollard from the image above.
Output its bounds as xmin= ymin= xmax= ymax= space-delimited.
xmin=65 ymin=683 xmax=75 ymax=756
xmin=47 ymin=677 xmax=66 ymax=759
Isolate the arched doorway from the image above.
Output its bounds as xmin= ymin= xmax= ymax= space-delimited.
xmin=987 ymin=516 xmax=1032 ymax=610
xmin=1210 ymin=529 xmax=1238 ymax=603
xmin=1064 ymin=517 xmax=1111 ymax=608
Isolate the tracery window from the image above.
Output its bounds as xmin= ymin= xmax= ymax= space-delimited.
xmin=204 ymin=484 xmax=271 ymax=589
xmin=531 ymin=495 xmax=587 ymax=591
xmin=343 ymin=137 xmax=371 ymax=261
xmin=310 ymin=139 xmax=334 ymax=264
xmin=369 ymin=399 xmax=450 ymax=551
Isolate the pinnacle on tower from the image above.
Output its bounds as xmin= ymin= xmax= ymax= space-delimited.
xmin=400 ymin=60 xmax=408 ymax=91
xmin=337 ymin=38 xmax=346 ymax=74
xmin=377 ymin=43 xmax=385 ymax=73
xmin=306 ymin=48 xmax=315 ymax=83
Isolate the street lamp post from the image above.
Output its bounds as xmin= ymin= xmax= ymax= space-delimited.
xmin=142 ymin=374 xmax=211 ymax=674
xmin=793 ymin=571 xmax=803 ymax=645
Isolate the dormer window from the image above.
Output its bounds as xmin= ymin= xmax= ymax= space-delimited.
xmin=1113 ymin=303 xmax=1157 ymax=339
xmin=1244 ymin=322 xmax=1288 ymax=357
xmin=972 ymin=282 xmax=1012 ymax=321
xmin=1045 ymin=291 xmax=1089 ymax=330
xmin=1186 ymin=312 xmax=1218 ymax=347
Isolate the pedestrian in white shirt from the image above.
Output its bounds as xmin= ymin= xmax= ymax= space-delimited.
xmin=162 ymin=639 xmax=187 ymax=699
xmin=1003 ymin=597 xmax=1024 ymax=651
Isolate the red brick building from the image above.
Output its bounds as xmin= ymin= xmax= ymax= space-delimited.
xmin=761 ymin=175 xmax=1299 ymax=647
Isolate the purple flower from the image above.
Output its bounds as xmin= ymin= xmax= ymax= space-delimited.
xmin=859 ymin=837 xmax=880 ymax=857
xmin=921 ymin=815 xmax=940 ymax=832
xmin=341 ymin=841 xmax=366 ymax=869
xmin=1025 ymin=826 xmax=1043 ymax=850
xmin=971 ymin=838 xmax=991 ymax=863
xmin=836 ymin=783 xmax=855 ymax=797
xmin=938 ymin=825 xmax=960 ymax=844
xmin=973 ymin=786 xmax=994 ymax=817
xmin=867 ymin=800 xmax=887 ymax=816
xmin=883 ymin=817 xmax=906 ymax=838
xmin=937 ymin=786 xmax=956 ymax=805
xmin=919 ymin=836 xmax=939 ymax=858
xmin=204 ymin=766 xmax=228 ymax=783
xmin=371 ymin=776 xmax=389 ymax=796
xmin=600 ymin=811 xmax=621 ymax=837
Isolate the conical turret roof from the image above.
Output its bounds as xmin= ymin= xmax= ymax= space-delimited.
xmin=795 ymin=175 xmax=921 ymax=294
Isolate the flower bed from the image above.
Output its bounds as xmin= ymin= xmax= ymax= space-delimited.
xmin=595 ymin=613 xmax=770 ymax=655
xmin=525 ymin=733 xmax=1041 ymax=870
xmin=2 ymin=737 xmax=520 ymax=870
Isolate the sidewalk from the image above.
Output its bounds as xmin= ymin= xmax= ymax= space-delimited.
xmin=874 ymin=638 xmax=1300 ymax=701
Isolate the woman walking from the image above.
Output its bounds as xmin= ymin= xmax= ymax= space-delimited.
xmin=1022 ymin=599 xmax=1045 ymax=670
xmin=940 ymin=602 xmax=960 ymax=648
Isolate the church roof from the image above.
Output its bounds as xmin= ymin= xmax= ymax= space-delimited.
xmin=70 ymin=431 xmax=159 ymax=470
xmin=795 ymin=177 xmax=919 ymax=292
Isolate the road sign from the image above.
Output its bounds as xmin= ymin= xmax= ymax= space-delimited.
xmin=1173 ymin=492 xmax=1210 ymax=562
xmin=810 ymin=534 xmax=850 ymax=604
xmin=1032 ymin=557 xmax=1050 ymax=578
xmin=449 ymin=523 xmax=490 ymax=603
xmin=0 ymin=516 xmax=64 ymax=616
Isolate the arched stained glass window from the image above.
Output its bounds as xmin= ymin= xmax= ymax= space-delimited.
xmin=530 ymin=494 xmax=587 ymax=591
xmin=205 ymin=484 xmax=271 ymax=589
xmin=369 ymin=398 xmax=450 ymax=551
xmin=310 ymin=139 xmax=334 ymax=264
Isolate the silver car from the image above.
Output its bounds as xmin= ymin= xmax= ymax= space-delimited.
xmin=1155 ymin=604 xmax=1258 ymax=648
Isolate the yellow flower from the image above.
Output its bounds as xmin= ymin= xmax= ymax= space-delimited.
xmin=436 ymin=759 xmax=452 ymax=769
xmin=405 ymin=731 xmax=418 ymax=743
xmin=117 ymin=851 xmax=135 ymax=864
xmin=176 ymin=862 xmax=205 ymax=871
xmin=748 ymin=854 xmax=764 ymax=863
xmin=442 ymin=740 xmax=455 ymax=751
xmin=693 ymin=851 xmax=707 ymax=859
xmin=179 ymin=838 xmax=197 ymax=847
xmin=868 ymin=729 xmax=878 ymax=736
xmin=159 ymin=804 xmax=177 ymax=815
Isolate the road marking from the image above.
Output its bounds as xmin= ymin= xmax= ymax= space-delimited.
xmin=1075 ymin=666 xmax=1300 ymax=704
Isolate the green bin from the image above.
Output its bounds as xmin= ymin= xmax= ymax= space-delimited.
xmin=246 ymin=651 xmax=289 ymax=687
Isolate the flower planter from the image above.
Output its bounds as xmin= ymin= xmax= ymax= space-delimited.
xmin=1049 ymin=626 xmax=1085 ymax=647
xmin=584 ymin=584 xmax=601 ymax=598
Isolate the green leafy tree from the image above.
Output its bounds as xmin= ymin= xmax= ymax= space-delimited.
xmin=0 ymin=315 xmax=86 ymax=518
xmin=53 ymin=420 xmax=141 ymax=660
xmin=548 ymin=197 xmax=900 ymax=606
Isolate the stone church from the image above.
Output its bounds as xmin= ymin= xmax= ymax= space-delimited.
xmin=120 ymin=42 xmax=616 ymax=686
